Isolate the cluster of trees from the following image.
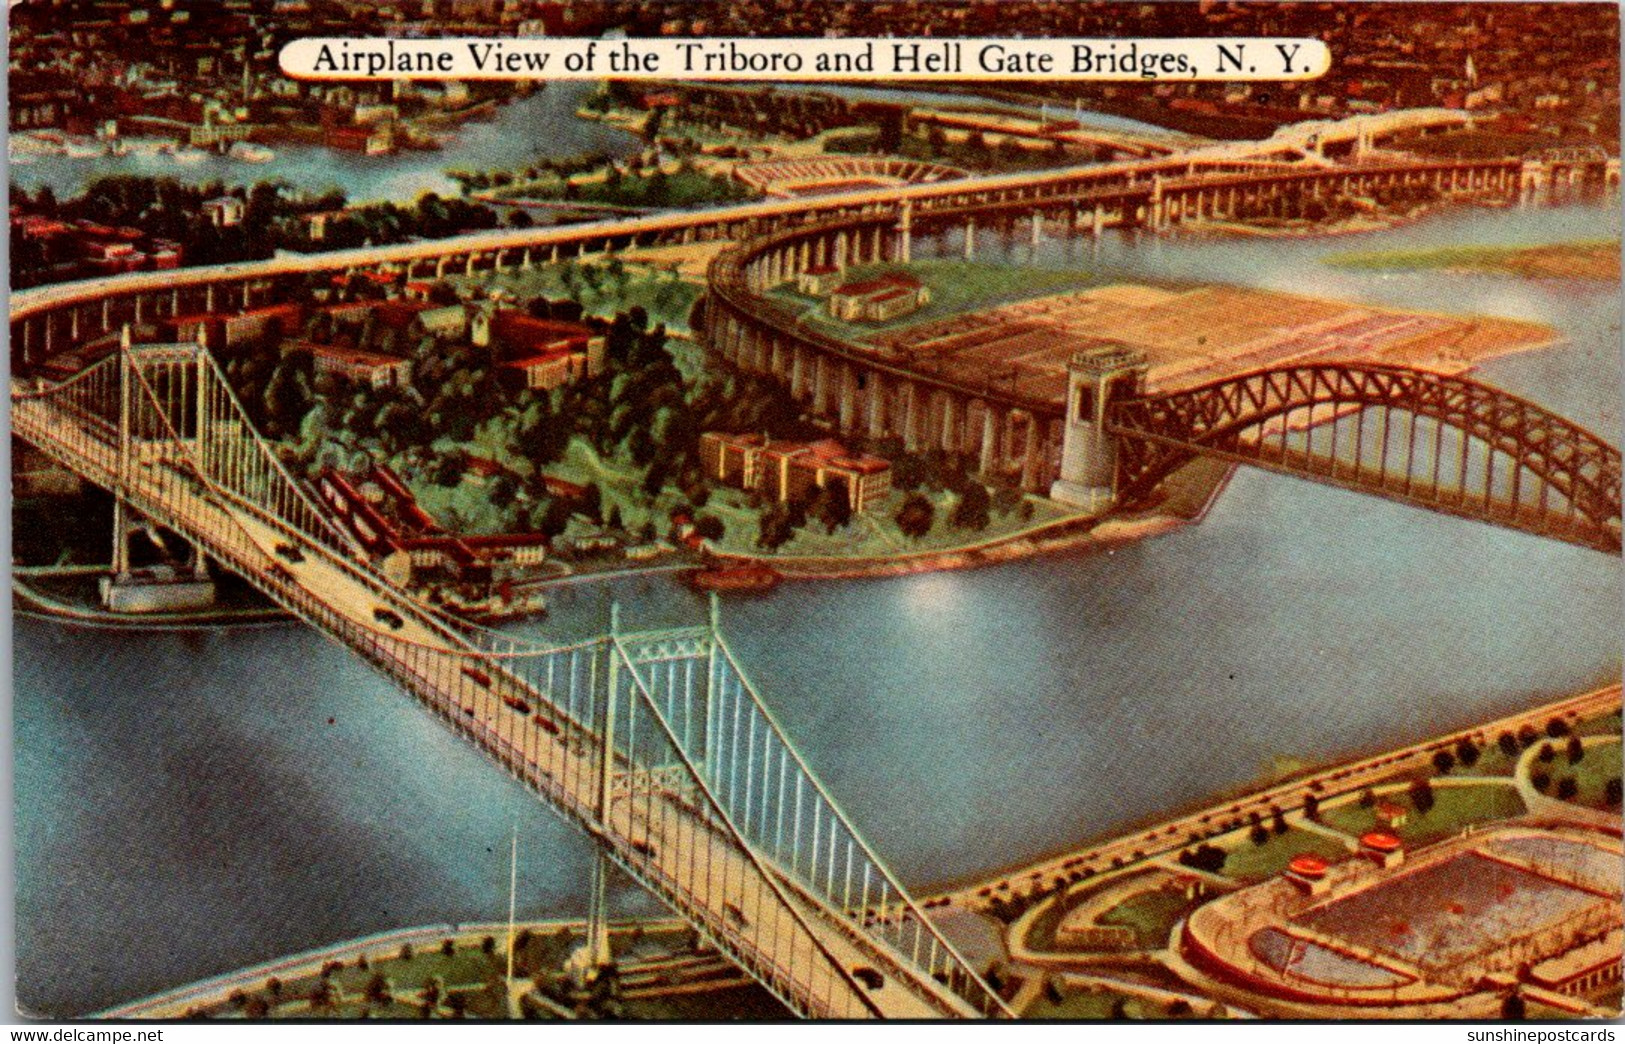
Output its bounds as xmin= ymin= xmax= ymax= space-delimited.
xmin=281 ymin=191 xmax=500 ymax=252
xmin=449 ymin=149 xmax=612 ymax=193
xmin=10 ymin=177 xmax=506 ymax=288
xmin=1176 ymin=843 xmax=1227 ymax=874
xmin=825 ymin=122 xmax=1079 ymax=174
xmin=595 ymin=81 xmax=866 ymax=142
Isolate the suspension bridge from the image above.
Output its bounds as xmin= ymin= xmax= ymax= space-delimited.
xmin=10 ymin=333 xmax=1011 ymax=1020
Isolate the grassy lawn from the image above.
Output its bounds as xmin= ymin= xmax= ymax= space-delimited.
xmin=1578 ymin=709 xmax=1623 ymax=738
xmin=1456 ymin=742 xmax=1522 ymax=777
xmin=767 ymin=259 xmax=1105 ymax=341
xmin=1097 ymin=889 xmax=1200 ymax=949
xmin=1545 ymin=739 xmax=1622 ymax=812
xmin=705 ymin=482 xmax=1079 ymax=559
xmin=1320 ymin=783 xmax=1526 ymax=850
xmin=1220 ymin=829 xmax=1349 ymax=884
xmin=459 ymin=264 xmax=703 ymax=331
xmin=209 ymin=937 xmax=515 ymax=1020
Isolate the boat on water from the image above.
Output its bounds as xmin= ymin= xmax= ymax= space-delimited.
xmin=170 ymin=146 xmax=209 ymax=164
xmin=63 ymin=139 xmax=107 ymax=159
xmin=686 ymin=563 xmax=783 ymax=594
xmin=228 ymin=142 xmax=275 ymax=163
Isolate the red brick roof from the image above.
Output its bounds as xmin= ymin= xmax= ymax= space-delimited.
xmin=831 ymin=272 xmax=923 ymax=299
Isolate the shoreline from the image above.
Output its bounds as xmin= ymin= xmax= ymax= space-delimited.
xmin=926 ymin=682 xmax=1623 ymax=902
xmin=12 ymin=568 xmax=295 ymax=631
xmin=86 ymin=681 xmax=1621 ymax=1021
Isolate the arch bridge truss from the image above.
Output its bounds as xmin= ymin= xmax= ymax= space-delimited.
xmin=1109 ymin=363 xmax=1622 ymax=554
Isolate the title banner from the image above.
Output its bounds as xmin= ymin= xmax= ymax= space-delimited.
xmin=280 ymin=37 xmax=1331 ymax=82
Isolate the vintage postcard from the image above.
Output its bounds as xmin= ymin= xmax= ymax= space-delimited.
xmin=10 ymin=0 xmax=1622 ymax=1024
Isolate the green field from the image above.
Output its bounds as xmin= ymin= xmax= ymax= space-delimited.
xmin=1097 ymin=888 xmax=1201 ymax=949
xmin=458 ymin=263 xmax=702 ymax=331
xmin=1320 ymin=782 xmax=1526 ymax=850
xmin=1220 ymin=828 xmax=1349 ymax=884
xmin=1546 ymin=739 xmax=1622 ymax=811
xmin=769 ymin=259 xmax=1104 ymax=340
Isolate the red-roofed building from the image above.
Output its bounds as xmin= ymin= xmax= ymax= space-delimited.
xmin=699 ymin=432 xmax=892 ymax=513
xmin=795 ymin=263 xmax=844 ymax=297
xmin=472 ymin=307 xmax=606 ymax=390
xmin=317 ymin=465 xmax=548 ymax=587
xmin=827 ymin=271 xmax=930 ymax=322
xmin=165 ymin=302 xmax=305 ymax=349
xmin=299 ymin=341 xmax=412 ymax=389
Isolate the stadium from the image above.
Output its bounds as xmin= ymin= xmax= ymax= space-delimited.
xmin=1180 ymin=826 xmax=1623 ymax=1017
xmin=731 ymin=156 xmax=965 ymax=198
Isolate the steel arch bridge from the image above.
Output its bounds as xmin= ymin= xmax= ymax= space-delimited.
xmin=1108 ymin=363 xmax=1622 ymax=554
xmin=10 ymin=340 xmax=1010 ymax=1020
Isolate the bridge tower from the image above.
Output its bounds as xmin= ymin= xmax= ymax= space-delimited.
xmin=98 ymin=325 xmax=218 ymax=613
xmin=1049 ymin=345 xmax=1148 ymax=514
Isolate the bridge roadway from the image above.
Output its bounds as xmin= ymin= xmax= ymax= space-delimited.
xmin=6 ymin=109 xmax=1513 ymax=331
xmin=12 ymin=387 xmax=990 ymax=1020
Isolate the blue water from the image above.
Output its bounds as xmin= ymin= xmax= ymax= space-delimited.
xmin=9 ymin=83 xmax=641 ymax=204
xmin=14 ymin=200 xmax=1621 ymax=1016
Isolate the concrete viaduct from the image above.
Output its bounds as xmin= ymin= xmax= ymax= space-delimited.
xmin=12 ymin=111 xmax=1616 ymax=496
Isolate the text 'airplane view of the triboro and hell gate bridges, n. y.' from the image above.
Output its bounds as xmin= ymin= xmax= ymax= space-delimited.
xmin=10 ymin=108 xmax=1622 ymax=1019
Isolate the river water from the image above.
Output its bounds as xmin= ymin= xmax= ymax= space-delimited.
xmin=13 ymin=189 xmax=1621 ymax=1014
xmin=9 ymin=83 xmax=641 ymax=204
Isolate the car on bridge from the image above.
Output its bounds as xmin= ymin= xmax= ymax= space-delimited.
xmin=372 ymin=606 xmax=405 ymax=630
xmin=852 ymin=967 xmax=885 ymax=991
xmin=274 ymin=542 xmax=305 ymax=564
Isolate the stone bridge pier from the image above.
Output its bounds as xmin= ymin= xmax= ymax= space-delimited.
xmin=1049 ymin=345 xmax=1150 ymax=514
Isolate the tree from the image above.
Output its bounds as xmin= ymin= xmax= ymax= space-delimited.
xmin=896 ymin=492 xmax=935 ymax=539
xmin=1249 ymin=824 xmax=1269 ymax=847
xmin=420 ymin=976 xmax=444 ymax=1013
xmin=1501 ymin=991 xmax=1526 ymax=1020
xmin=1359 ymin=788 xmax=1376 ymax=808
xmin=1566 ymin=734 xmax=1585 ymax=765
xmin=1456 ymin=736 xmax=1480 ymax=768
xmin=1532 ymin=769 xmax=1552 ymax=793
xmin=1269 ymin=806 xmax=1288 ymax=836
xmin=692 ymin=514 xmax=725 ymax=541
xmin=1497 ymin=731 xmax=1519 ymax=757
xmin=431 ymin=451 xmax=468 ymax=488
xmin=1605 ymin=777 xmax=1622 ymax=807
xmin=757 ymin=501 xmax=796 ymax=550
xmin=1408 ymin=777 xmax=1435 ymax=814
xmin=811 ymin=484 xmax=853 ymax=533
xmin=1546 ymin=716 xmax=1571 ymax=738
xmin=950 ymin=482 xmax=992 ymax=531
xmin=1538 ymin=742 xmax=1556 ymax=763
xmin=1303 ymin=793 xmax=1320 ymax=822
xmin=1432 ymin=749 xmax=1456 ymax=775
